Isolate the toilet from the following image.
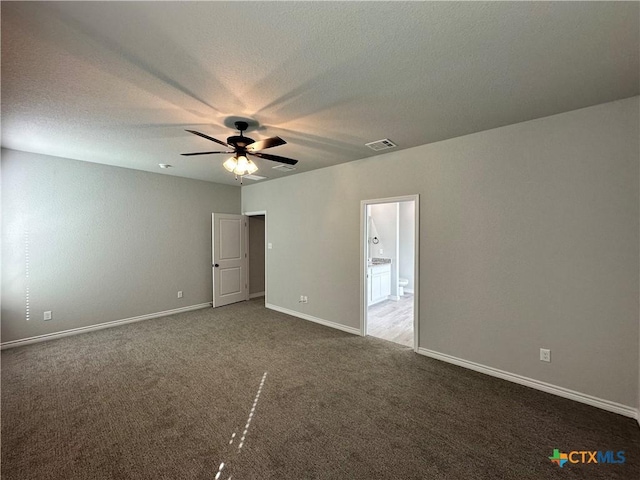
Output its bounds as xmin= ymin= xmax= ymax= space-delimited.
xmin=398 ymin=278 xmax=409 ymax=296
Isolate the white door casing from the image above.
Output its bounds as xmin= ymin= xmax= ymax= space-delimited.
xmin=212 ymin=213 xmax=248 ymax=307
xmin=360 ymin=195 xmax=420 ymax=352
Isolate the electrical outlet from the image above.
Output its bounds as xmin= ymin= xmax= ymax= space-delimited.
xmin=44 ymin=311 xmax=52 ymax=321
xmin=299 ymin=295 xmax=308 ymax=304
xmin=177 ymin=291 xmax=183 ymax=298
xmin=303 ymin=296 xmax=308 ymax=303
xmin=540 ymin=348 xmax=551 ymax=363
xmin=268 ymin=243 xmax=273 ymax=250
xmin=379 ymin=248 xmax=383 ymax=254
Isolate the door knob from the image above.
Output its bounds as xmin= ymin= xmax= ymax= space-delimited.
xmin=213 ymin=263 xmax=219 ymax=268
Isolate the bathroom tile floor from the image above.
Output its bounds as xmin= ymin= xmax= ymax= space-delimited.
xmin=367 ymin=294 xmax=414 ymax=347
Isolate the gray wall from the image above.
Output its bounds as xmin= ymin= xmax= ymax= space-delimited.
xmin=249 ymin=215 xmax=265 ymax=295
xmin=398 ymin=201 xmax=415 ymax=291
xmin=242 ymin=97 xmax=640 ymax=408
xmin=1 ymin=149 xmax=240 ymax=342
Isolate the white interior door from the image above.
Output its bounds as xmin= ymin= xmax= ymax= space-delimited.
xmin=212 ymin=213 xmax=248 ymax=307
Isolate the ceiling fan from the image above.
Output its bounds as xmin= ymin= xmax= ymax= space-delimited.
xmin=181 ymin=121 xmax=299 ymax=180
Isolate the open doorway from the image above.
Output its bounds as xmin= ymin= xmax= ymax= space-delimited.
xmin=361 ymin=196 xmax=419 ymax=350
xmin=246 ymin=211 xmax=267 ymax=304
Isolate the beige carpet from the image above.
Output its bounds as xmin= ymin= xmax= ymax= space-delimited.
xmin=2 ymin=298 xmax=639 ymax=479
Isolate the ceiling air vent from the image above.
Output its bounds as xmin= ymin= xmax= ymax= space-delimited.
xmin=243 ymin=174 xmax=266 ymax=181
xmin=365 ymin=138 xmax=397 ymax=151
xmin=272 ymin=164 xmax=296 ymax=172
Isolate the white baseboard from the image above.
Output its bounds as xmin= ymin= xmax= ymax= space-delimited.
xmin=405 ymin=288 xmax=414 ymax=294
xmin=1 ymin=303 xmax=212 ymax=350
xmin=418 ymin=348 xmax=639 ymax=420
xmin=266 ymin=303 xmax=360 ymax=336
xmin=390 ymin=295 xmax=400 ymax=302
xmin=249 ymin=292 xmax=265 ymax=299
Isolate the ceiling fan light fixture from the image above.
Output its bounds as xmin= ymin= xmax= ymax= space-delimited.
xmin=236 ymin=155 xmax=249 ymax=171
xmin=223 ymin=157 xmax=237 ymax=172
xmin=246 ymin=159 xmax=258 ymax=174
xmin=223 ymin=154 xmax=258 ymax=176
xmin=232 ymin=155 xmax=258 ymax=175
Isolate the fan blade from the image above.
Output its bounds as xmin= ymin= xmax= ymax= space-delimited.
xmin=247 ymin=136 xmax=286 ymax=152
xmin=250 ymin=152 xmax=298 ymax=165
xmin=181 ymin=151 xmax=233 ymax=156
xmin=185 ymin=129 xmax=229 ymax=147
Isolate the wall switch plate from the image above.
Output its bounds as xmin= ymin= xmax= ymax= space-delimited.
xmin=44 ymin=311 xmax=52 ymax=321
xmin=540 ymin=348 xmax=551 ymax=362
xmin=379 ymin=248 xmax=383 ymax=254
xmin=268 ymin=243 xmax=273 ymax=249
xmin=177 ymin=291 xmax=183 ymax=298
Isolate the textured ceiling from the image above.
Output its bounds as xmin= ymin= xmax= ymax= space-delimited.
xmin=2 ymin=1 xmax=638 ymax=186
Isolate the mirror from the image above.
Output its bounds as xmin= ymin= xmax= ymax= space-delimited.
xmin=368 ymin=215 xmax=380 ymax=246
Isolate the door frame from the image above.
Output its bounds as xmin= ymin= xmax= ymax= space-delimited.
xmin=244 ymin=210 xmax=268 ymax=302
xmin=360 ymin=195 xmax=420 ymax=352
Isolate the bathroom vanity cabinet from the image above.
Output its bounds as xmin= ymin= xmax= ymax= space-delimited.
xmin=367 ymin=263 xmax=391 ymax=306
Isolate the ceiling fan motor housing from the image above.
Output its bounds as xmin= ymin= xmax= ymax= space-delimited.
xmin=227 ymin=135 xmax=255 ymax=149
xmin=228 ymin=121 xmax=254 ymax=149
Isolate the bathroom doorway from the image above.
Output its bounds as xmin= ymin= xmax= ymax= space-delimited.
xmin=245 ymin=211 xmax=267 ymax=304
xmin=361 ymin=196 xmax=419 ymax=350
